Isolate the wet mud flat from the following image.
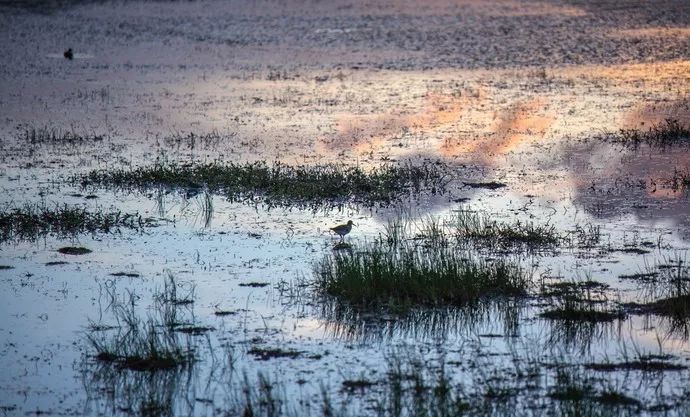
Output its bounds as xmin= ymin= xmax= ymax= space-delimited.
xmin=1 ymin=0 xmax=690 ymax=416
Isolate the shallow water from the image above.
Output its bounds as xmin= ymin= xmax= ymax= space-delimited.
xmin=1 ymin=0 xmax=690 ymax=415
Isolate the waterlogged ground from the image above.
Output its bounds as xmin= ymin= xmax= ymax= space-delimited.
xmin=1 ymin=0 xmax=690 ymax=416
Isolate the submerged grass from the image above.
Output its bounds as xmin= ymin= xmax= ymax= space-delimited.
xmin=87 ymin=299 xmax=193 ymax=372
xmin=315 ymin=244 xmax=528 ymax=307
xmin=0 ymin=204 xmax=146 ymax=242
xmin=77 ymin=161 xmax=449 ymax=206
xmin=540 ymin=279 xmax=624 ymax=324
xmin=87 ymin=274 xmax=197 ymax=372
xmin=230 ymin=349 xmax=659 ymax=417
xmin=19 ymin=126 xmax=105 ymax=144
xmin=626 ymin=258 xmax=690 ymax=320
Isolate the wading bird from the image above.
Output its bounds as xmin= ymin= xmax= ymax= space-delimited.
xmin=330 ymin=220 xmax=354 ymax=241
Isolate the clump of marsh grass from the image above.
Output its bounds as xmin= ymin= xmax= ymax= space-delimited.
xmin=670 ymin=168 xmax=690 ymax=190
xmin=602 ymin=119 xmax=690 ymax=148
xmin=540 ymin=279 xmax=625 ymax=324
xmin=87 ymin=294 xmax=194 ymax=372
xmin=77 ymin=161 xmax=449 ymax=206
xmin=87 ymin=274 xmax=199 ymax=372
xmin=0 ymin=204 xmax=147 ymax=243
xmin=315 ymin=242 xmax=529 ymax=308
xmin=625 ymin=257 xmax=690 ymax=321
xmin=451 ymin=209 xmax=560 ymax=248
xmin=383 ymin=212 xmax=600 ymax=252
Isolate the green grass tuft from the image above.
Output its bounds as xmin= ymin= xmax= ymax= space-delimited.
xmin=0 ymin=204 xmax=145 ymax=243
xmin=315 ymin=243 xmax=528 ymax=307
xmin=452 ymin=209 xmax=560 ymax=247
xmin=77 ymin=161 xmax=448 ymax=206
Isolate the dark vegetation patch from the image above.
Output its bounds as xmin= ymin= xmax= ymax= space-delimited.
xmin=342 ymin=379 xmax=377 ymax=392
xmin=550 ymin=381 xmax=640 ymax=407
xmin=213 ymin=310 xmax=237 ymax=316
xmin=88 ymin=324 xmax=118 ymax=331
xmin=618 ymin=272 xmax=659 ymax=282
xmin=91 ymin=323 xmax=193 ymax=372
xmin=19 ymin=126 xmax=106 ymax=145
xmin=596 ymin=391 xmax=641 ymax=407
xmin=315 ymin=243 xmax=528 ymax=308
xmin=332 ymin=241 xmax=353 ymax=250
xmin=540 ymin=308 xmax=624 ymax=323
xmin=110 ymin=272 xmax=140 ymax=277
xmin=45 ymin=261 xmax=69 ymax=266
xmin=174 ymin=326 xmax=215 ymax=335
xmin=77 ymin=161 xmax=449 ymax=206
xmin=0 ymin=205 xmax=146 ymax=242
xmin=162 ymin=131 xmax=230 ymax=150
xmin=602 ymin=119 xmax=690 ymax=148
xmin=610 ymin=247 xmax=651 ymax=255
xmin=238 ymin=282 xmax=270 ymax=288
xmin=452 ymin=210 xmax=559 ymax=247
xmin=117 ymin=355 xmax=182 ymax=372
xmin=547 ymin=368 xmax=640 ymax=408
xmin=450 ymin=210 xmax=600 ymax=249
xmin=585 ymin=361 xmax=686 ymax=372
xmin=462 ymin=181 xmax=506 ymax=189
xmin=57 ymin=246 xmax=92 ymax=255
xmin=624 ymin=260 xmax=690 ymax=319
xmin=540 ymin=279 xmax=623 ymax=323
xmin=0 ymin=265 xmax=14 ymax=270
xmin=549 ymin=386 xmax=591 ymax=402
xmin=540 ymin=280 xmax=609 ymax=301
xmin=247 ymin=347 xmax=301 ymax=361
xmin=625 ymin=294 xmax=690 ymax=318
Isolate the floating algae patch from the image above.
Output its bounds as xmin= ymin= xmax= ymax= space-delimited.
xmin=57 ymin=247 xmax=92 ymax=255
xmin=586 ymin=360 xmax=687 ymax=372
xmin=247 ymin=347 xmax=301 ymax=361
xmin=238 ymin=282 xmax=270 ymax=288
xmin=462 ymin=181 xmax=507 ymax=190
xmin=77 ymin=161 xmax=450 ymax=207
xmin=110 ymin=272 xmax=141 ymax=277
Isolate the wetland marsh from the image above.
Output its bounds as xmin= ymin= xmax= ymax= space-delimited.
xmin=1 ymin=0 xmax=690 ymax=416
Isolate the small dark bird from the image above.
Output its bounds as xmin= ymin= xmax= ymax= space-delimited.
xmin=64 ymin=48 xmax=74 ymax=60
xmin=330 ymin=220 xmax=354 ymax=241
